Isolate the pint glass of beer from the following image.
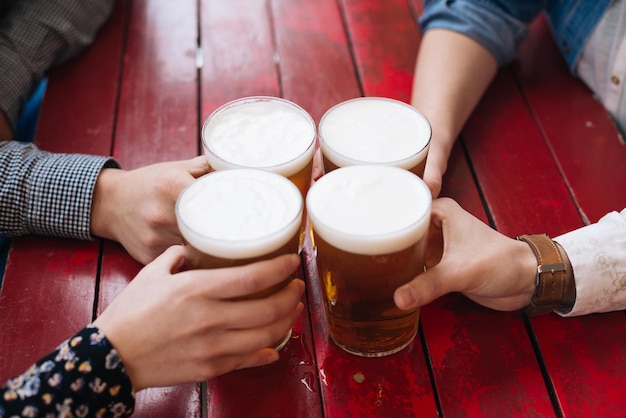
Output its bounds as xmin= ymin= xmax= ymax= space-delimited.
xmin=176 ymin=169 xmax=304 ymax=350
xmin=202 ymin=96 xmax=316 ymax=199
xmin=306 ymin=165 xmax=431 ymax=357
xmin=318 ymin=97 xmax=431 ymax=177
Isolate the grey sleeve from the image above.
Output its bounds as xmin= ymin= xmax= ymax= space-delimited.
xmin=0 ymin=0 xmax=115 ymax=129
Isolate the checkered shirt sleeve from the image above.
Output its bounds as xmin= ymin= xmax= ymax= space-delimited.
xmin=0 ymin=0 xmax=114 ymax=129
xmin=1 ymin=141 xmax=120 ymax=240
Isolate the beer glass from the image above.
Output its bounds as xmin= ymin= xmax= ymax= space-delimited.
xmin=176 ymin=169 xmax=304 ymax=350
xmin=202 ymin=96 xmax=316 ymax=199
xmin=318 ymin=97 xmax=431 ymax=177
xmin=306 ymin=165 xmax=431 ymax=357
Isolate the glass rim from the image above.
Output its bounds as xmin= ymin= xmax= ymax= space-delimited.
xmin=318 ymin=96 xmax=432 ymax=169
xmin=306 ymin=165 xmax=432 ymax=255
xmin=201 ymin=96 xmax=317 ymax=177
xmin=176 ymin=168 xmax=304 ymax=259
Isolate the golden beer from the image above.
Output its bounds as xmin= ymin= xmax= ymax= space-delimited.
xmin=201 ymin=96 xmax=316 ymax=200
xmin=306 ymin=165 xmax=431 ymax=357
xmin=176 ymin=169 xmax=304 ymax=350
xmin=321 ymin=153 xmax=426 ymax=179
xmin=319 ymin=97 xmax=431 ymax=177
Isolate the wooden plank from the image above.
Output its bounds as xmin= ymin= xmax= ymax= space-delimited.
xmin=33 ymin=0 xmax=127 ymax=155
xmin=421 ymin=298 xmax=555 ymax=417
xmin=271 ymin=0 xmax=361 ymax=122
xmin=112 ymin=0 xmax=199 ymax=167
xmin=199 ymin=1 xmax=323 ymax=416
xmin=514 ymin=17 xmax=626 ymax=224
xmin=531 ymin=314 xmax=626 ymax=418
xmin=440 ymin=143 xmax=489 ymax=223
xmin=0 ymin=0 xmax=127 ymax=383
xmin=464 ymin=68 xmax=582 ymax=238
xmin=0 ymin=238 xmax=100 ymax=382
xmin=512 ymin=17 xmax=626 ymax=418
xmin=341 ymin=0 xmax=418 ymax=102
xmin=130 ymin=384 xmax=202 ymax=418
xmin=343 ymin=0 xmax=554 ymax=416
xmin=200 ymin=0 xmax=279 ymax=117
xmin=95 ymin=0 xmax=202 ymax=414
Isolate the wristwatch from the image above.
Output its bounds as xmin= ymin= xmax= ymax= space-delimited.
xmin=516 ymin=234 xmax=575 ymax=316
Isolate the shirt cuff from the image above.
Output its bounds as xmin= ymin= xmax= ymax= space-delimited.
xmin=554 ymin=209 xmax=626 ymax=316
xmin=26 ymin=153 xmax=120 ymax=240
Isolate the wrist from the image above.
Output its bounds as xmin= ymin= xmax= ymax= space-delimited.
xmin=514 ymin=238 xmax=537 ymax=307
xmin=91 ymin=167 xmax=124 ymax=240
xmin=516 ymin=234 xmax=575 ymax=316
xmin=93 ymin=316 xmax=143 ymax=391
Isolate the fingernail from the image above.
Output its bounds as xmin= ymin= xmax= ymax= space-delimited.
xmin=395 ymin=288 xmax=416 ymax=309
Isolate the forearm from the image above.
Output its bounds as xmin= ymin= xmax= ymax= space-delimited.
xmin=411 ymin=29 xmax=498 ymax=173
xmin=554 ymin=209 xmax=626 ymax=316
xmin=90 ymin=167 xmax=126 ymax=242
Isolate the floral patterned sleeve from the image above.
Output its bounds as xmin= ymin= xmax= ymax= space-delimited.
xmin=0 ymin=326 xmax=135 ymax=417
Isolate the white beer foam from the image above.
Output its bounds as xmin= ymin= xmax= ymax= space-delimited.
xmin=203 ymin=97 xmax=316 ymax=177
xmin=176 ymin=169 xmax=303 ymax=259
xmin=319 ymin=97 xmax=431 ymax=169
xmin=306 ymin=165 xmax=431 ymax=255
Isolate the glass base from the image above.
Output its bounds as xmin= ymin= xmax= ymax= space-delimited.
xmin=273 ymin=328 xmax=293 ymax=351
xmin=330 ymin=332 xmax=416 ymax=357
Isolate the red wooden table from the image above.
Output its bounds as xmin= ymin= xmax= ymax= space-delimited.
xmin=1 ymin=1 xmax=625 ymax=417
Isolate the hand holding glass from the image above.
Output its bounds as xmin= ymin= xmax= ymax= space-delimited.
xmin=176 ymin=169 xmax=303 ymax=350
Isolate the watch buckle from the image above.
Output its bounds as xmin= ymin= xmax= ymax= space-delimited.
xmin=538 ymin=263 xmax=567 ymax=275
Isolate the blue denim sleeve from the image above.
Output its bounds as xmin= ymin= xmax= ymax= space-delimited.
xmin=419 ymin=0 xmax=548 ymax=66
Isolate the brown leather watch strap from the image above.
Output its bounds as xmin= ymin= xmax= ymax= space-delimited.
xmin=516 ymin=234 xmax=569 ymax=316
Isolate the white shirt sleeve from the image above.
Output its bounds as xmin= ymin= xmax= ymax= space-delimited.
xmin=553 ymin=208 xmax=626 ymax=316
